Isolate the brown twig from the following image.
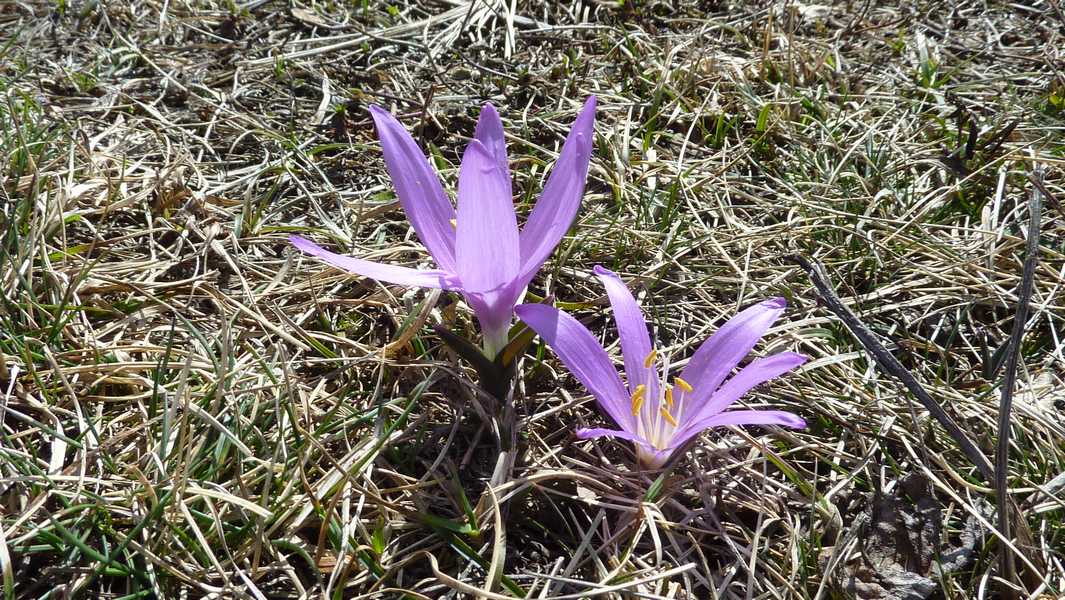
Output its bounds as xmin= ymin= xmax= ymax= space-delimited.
xmin=995 ymin=167 xmax=1043 ymax=595
xmin=792 ymin=255 xmax=996 ymax=482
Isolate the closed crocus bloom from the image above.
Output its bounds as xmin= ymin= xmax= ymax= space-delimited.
xmin=292 ymin=97 xmax=597 ymax=358
xmin=516 ymin=266 xmax=806 ymax=469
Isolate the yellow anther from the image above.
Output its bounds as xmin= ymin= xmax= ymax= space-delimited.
xmin=664 ymin=386 xmax=674 ymax=408
xmin=659 ymin=406 xmax=679 ymax=427
xmin=630 ymin=384 xmax=647 ymax=415
xmin=643 ymin=349 xmax=657 ymax=368
xmin=631 ymin=395 xmax=645 ymax=416
xmin=449 ymin=218 xmax=457 ymax=230
xmin=674 ymin=377 xmax=693 ymax=393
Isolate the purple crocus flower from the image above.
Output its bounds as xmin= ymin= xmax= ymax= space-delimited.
xmin=515 ymin=266 xmax=806 ymax=469
xmin=291 ymin=97 xmax=597 ymax=358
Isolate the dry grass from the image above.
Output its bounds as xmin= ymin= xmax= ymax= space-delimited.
xmin=2 ymin=0 xmax=1064 ymax=598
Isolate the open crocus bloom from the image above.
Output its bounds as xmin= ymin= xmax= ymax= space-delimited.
xmin=291 ymin=97 xmax=597 ymax=358
xmin=515 ymin=266 xmax=806 ymax=469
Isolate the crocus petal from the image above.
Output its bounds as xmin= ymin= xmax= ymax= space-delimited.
xmin=517 ymin=96 xmax=596 ymax=286
xmin=516 ymin=303 xmax=633 ymax=432
xmin=699 ymin=410 xmax=806 ymax=429
xmin=455 ymin=139 xmax=520 ymax=294
xmin=577 ymin=427 xmax=670 ymax=468
xmin=576 ymin=427 xmax=645 ymax=443
xmin=369 ymin=105 xmax=457 ymax=271
xmin=703 ymin=351 xmax=806 ymax=415
xmin=451 ymin=138 xmax=522 ymax=356
xmin=289 ymin=235 xmax=458 ymax=289
xmin=678 ymin=297 xmax=788 ymax=408
xmin=671 ymin=352 xmax=806 ymax=446
xmin=666 ymin=409 xmax=804 ymax=455
xmin=473 ymin=103 xmax=510 ymax=179
xmin=638 ymin=447 xmax=674 ymax=470
xmin=593 ymin=266 xmax=656 ymax=394
xmin=462 ymin=290 xmax=518 ymax=358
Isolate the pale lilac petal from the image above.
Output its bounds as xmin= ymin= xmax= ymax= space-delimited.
xmin=700 ymin=410 xmax=806 ymax=429
xmin=473 ymin=103 xmax=510 ymax=179
xmin=516 ymin=303 xmax=633 ymax=432
xmin=638 ymin=447 xmax=674 ymax=470
xmin=517 ymin=96 xmax=596 ymax=286
xmin=671 ymin=352 xmax=806 ymax=446
xmin=575 ymin=427 xmax=644 ymax=443
xmin=593 ymin=266 xmax=656 ymax=394
xmin=369 ymin=105 xmax=457 ymax=271
xmin=289 ymin=235 xmax=458 ymax=289
xmin=455 ymin=140 xmax=520 ymax=294
xmin=666 ymin=410 xmax=804 ymax=454
xmin=462 ymin=290 xmax=521 ymax=358
xmin=453 ymin=135 xmax=520 ymax=357
xmin=577 ymin=427 xmax=668 ymax=468
xmin=687 ymin=352 xmax=806 ymax=421
xmin=678 ymin=297 xmax=788 ymax=407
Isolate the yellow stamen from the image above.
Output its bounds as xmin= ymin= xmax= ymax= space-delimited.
xmin=630 ymin=384 xmax=646 ymax=415
xmin=659 ymin=406 xmax=678 ymax=427
xmin=643 ymin=349 xmax=657 ymax=368
xmin=449 ymin=218 xmax=457 ymax=230
xmin=664 ymin=386 xmax=674 ymax=408
xmin=674 ymin=377 xmax=693 ymax=393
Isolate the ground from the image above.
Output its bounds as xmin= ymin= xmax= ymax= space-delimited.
xmin=1 ymin=0 xmax=1064 ymax=598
